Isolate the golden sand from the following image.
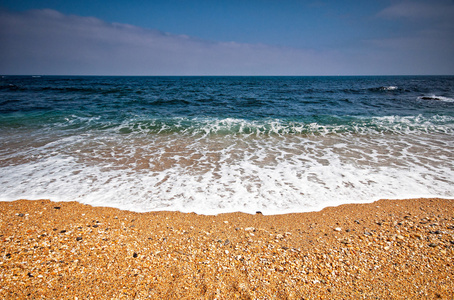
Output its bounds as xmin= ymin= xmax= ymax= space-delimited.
xmin=1 ymin=198 xmax=453 ymax=299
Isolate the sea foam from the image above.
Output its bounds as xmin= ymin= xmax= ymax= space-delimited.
xmin=1 ymin=127 xmax=453 ymax=214
xmin=1 ymin=75 xmax=453 ymax=214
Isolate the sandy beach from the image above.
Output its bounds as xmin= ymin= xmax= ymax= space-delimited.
xmin=1 ymin=198 xmax=453 ymax=299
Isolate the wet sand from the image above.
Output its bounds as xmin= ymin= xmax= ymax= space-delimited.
xmin=1 ymin=198 xmax=453 ymax=299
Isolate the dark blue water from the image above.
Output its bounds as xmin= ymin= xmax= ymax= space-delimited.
xmin=1 ymin=76 xmax=454 ymax=131
xmin=1 ymin=76 xmax=453 ymax=213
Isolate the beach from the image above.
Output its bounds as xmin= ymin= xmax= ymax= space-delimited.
xmin=1 ymin=198 xmax=453 ymax=299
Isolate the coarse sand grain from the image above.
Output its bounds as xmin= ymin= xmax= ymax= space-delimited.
xmin=1 ymin=198 xmax=453 ymax=299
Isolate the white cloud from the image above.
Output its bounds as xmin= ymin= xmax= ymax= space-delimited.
xmin=0 ymin=8 xmax=452 ymax=75
xmin=0 ymin=9 xmax=346 ymax=75
xmin=362 ymin=0 xmax=454 ymax=74
xmin=377 ymin=0 xmax=454 ymax=20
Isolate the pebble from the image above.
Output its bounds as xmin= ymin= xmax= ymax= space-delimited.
xmin=1 ymin=198 xmax=453 ymax=299
xmin=340 ymin=238 xmax=351 ymax=245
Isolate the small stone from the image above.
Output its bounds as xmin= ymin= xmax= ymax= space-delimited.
xmin=396 ymin=235 xmax=404 ymax=240
xmin=76 ymin=237 xmax=83 ymax=241
xmin=256 ymin=211 xmax=262 ymax=215
xmin=133 ymin=252 xmax=138 ymax=258
xmin=53 ymin=207 xmax=61 ymax=210
xmin=60 ymin=230 xmax=67 ymax=234
xmin=413 ymin=234 xmax=422 ymax=239
xmin=245 ymin=227 xmax=255 ymax=232
xmin=17 ymin=213 xmax=24 ymax=217
xmin=334 ymin=227 xmax=342 ymax=232
xmin=429 ymin=243 xmax=438 ymax=247
xmin=340 ymin=239 xmax=350 ymax=245
xmin=224 ymin=239 xmax=230 ymax=246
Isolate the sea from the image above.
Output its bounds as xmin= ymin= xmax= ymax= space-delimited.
xmin=1 ymin=76 xmax=453 ymax=214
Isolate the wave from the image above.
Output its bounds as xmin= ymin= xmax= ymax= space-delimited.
xmin=2 ymin=115 xmax=453 ymax=215
xmin=367 ymin=86 xmax=399 ymax=92
xmin=0 ymin=84 xmax=26 ymax=91
xmin=418 ymin=95 xmax=454 ymax=102
xmin=0 ymin=83 xmax=139 ymax=95
xmin=2 ymin=108 xmax=453 ymax=137
xmin=109 ymin=115 xmax=454 ymax=136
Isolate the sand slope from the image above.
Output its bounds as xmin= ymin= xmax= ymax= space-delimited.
xmin=1 ymin=198 xmax=453 ymax=299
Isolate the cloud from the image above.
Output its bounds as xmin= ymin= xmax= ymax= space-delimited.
xmin=376 ymin=0 xmax=454 ymax=39
xmin=0 ymin=7 xmax=452 ymax=75
xmin=362 ymin=0 xmax=454 ymax=74
xmin=0 ymin=8 xmax=347 ymax=75
xmin=377 ymin=0 xmax=454 ymax=20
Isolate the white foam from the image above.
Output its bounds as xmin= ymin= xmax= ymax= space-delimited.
xmin=418 ymin=95 xmax=454 ymax=102
xmin=1 ymin=130 xmax=453 ymax=215
xmin=106 ymin=115 xmax=454 ymax=138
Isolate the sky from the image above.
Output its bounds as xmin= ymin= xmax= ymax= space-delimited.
xmin=0 ymin=0 xmax=453 ymax=75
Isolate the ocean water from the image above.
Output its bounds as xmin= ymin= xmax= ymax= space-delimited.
xmin=1 ymin=75 xmax=453 ymax=214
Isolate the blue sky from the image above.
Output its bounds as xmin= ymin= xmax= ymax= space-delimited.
xmin=0 ymin=0 xmax=453 ymax=75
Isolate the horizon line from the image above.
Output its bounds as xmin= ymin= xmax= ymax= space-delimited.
xmin=3 ymin=74 xmax=454 ymax=77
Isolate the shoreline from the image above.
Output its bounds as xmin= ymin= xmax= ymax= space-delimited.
xmin=1 ymin=198 xmax=453 ymax=299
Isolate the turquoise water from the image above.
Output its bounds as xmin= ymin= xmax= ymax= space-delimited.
xmin=1 ymin=76 xmax=453 ymax=214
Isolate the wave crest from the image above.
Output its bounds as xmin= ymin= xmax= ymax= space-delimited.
xmin=418 ymin=95 xmax=454 ymax=102
xmin=110 ymin=115 xmax=454 ymax=136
